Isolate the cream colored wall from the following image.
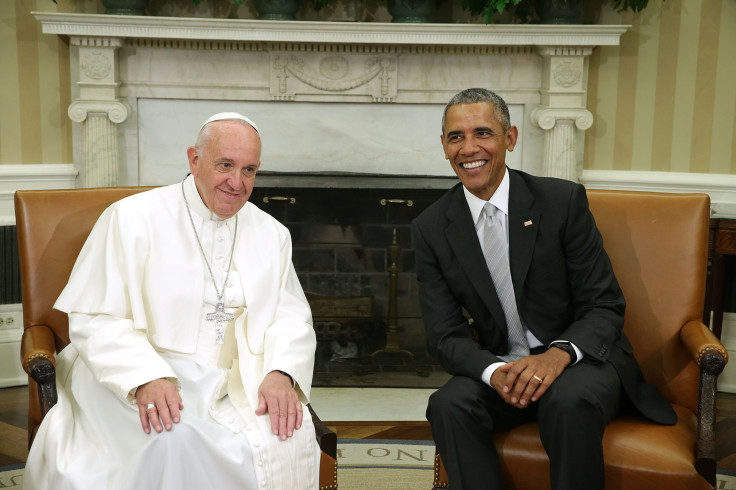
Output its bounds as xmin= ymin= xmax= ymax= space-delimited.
xmin=586 ymin=0 xmax=736 ymax=174
xmin=0 ymin=0 xmax=89 ymax=166
xmin=1 ymin=0 xmax=735 ymax=174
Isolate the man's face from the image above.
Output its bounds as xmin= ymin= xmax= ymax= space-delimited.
xmin=187 ymin=120 xmax=261 ymax=219
xmin=441 ymin=102 xmax=518 ymax=201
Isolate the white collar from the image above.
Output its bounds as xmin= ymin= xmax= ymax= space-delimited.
xmin=462 ymin=167 xmax=510 ymax=227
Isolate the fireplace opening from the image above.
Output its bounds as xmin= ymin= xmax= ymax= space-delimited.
xmin=250 ymin=184 xmax=452 ymax=388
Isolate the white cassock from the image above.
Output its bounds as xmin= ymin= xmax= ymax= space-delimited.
xmin=23 ymin=175 xmax=319 ymax=490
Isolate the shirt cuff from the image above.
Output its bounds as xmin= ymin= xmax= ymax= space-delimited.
xmin=550 ymin=341 xmax=583 ymax=365
xmin=481 ymin=362 xmax=507 ymax=386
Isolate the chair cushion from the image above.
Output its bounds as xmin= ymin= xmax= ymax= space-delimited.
xmin=434 ymin=404 xmax=711 ymax=490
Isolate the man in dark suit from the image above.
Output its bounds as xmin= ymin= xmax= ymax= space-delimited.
xmin=412 ymin=88 xmax=676 ymax=490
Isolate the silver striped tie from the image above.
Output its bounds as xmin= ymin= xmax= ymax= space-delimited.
xmin=483 ymin=203 xmax=529 ymax=361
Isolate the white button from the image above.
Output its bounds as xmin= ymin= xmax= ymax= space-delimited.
xmin=216 ymin=255 xmax=223 ymax=260
xmin=254 ymin=442 xmax=260 ymax=447
xmin=217 ymin=236 xmax=224 ymax=242
xmin=227 ymin=417 xmax=234 ymax=424
xmin=261 ymin=480 xmax=267 ymax=486
xmin=257 ymin=461 xmax=263 ymax=467
xmin=227 ymin=282 xmax=233 ymax=288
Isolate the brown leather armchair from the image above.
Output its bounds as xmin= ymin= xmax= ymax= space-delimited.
xmin=15 ymin=187 xmax=338 ymax=490
xmin=433 ymin=190 xmax=728 ymax=489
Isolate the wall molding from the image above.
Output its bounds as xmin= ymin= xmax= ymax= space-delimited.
xmin=581 ymin=170 xmax=736 ymax=219
xmin=0 ymin=164 xmax=77 ymax=226
xmin=36 ymin=13 xmax=631 ymax=186
xmin=36 ymin=12 xmax=629 ymax=47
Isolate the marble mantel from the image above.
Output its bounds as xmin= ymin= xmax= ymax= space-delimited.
xmin=35 ymin=13 xmax=629 ymax=188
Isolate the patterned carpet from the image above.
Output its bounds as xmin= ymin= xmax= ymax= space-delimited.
xmin=338 ymin=439 xmax=435 ymax=490
xmin=335 ymin=440 xmax=736 ymax=490
xmin=4 ymin=457 xmax=736 ymax=489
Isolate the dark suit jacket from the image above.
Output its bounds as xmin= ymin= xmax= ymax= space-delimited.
xmin=412 ymin=169 xmax=676 ymax=425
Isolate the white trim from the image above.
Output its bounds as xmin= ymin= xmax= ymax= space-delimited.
xmin=0 ymin=305 xmax=26 ymax=388
xmin=718 ymin=313 xmax=736 ymax=394
xmin=0 ymin=327 xmax=22 ymax=343
xmin=581 ymin=170 xmax=736 ymax=218
xmin=0 ymin=163 xmax=77 ymax=182
xmin=34 ymin=12 xmax=629 ymax=47
xmin=0 ymin=163 xmax=77 ymax=226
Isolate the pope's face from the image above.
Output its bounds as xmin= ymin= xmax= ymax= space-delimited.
xmin=441 ymin=102 xmax=518 ymax=201
xmin=187 ymin=120 xmax=261 ymax=219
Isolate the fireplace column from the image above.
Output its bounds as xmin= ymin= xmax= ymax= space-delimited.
xmin=531 ymin=47 xmax=594 ymax=183
xmin=67 ymin=37 xmax=130 ymax=188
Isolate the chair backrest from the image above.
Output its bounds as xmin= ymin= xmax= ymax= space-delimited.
xmin=587 ymin=190 xmax=710 ymax=414
xmin=14 ymin=186 xmax=711 ymax=414
xmin=14 ymin=187 xmax=153 ymax=352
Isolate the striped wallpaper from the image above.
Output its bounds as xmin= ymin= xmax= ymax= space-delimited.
xmin=586 ymin=0 xmax=736 ymax=174
xmin=1 ymin=0 xmax=735 ymax=175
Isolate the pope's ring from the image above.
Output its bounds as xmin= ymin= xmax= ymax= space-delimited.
xmin=146 ymin=403 xmax=156 ymax=411
xmin=532 ymin=375 xmax=544 ymax=383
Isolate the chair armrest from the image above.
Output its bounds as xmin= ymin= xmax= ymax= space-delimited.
xmin=680 ymin=320 xmax=729 ymax=372
xmin=21 ymin=324 xmax=57 ymax=373
xmin=20 ymin=325 xmax=58 ymax=417
xmin=308 ymin=403 xmax=337 ymax=460
xmin=680 ymin=320 xmax=728 ymax=486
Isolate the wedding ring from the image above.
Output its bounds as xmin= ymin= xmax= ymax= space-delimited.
xmin=146 ymin=403 xmax=156 ymax=411
xmin=532 ymin=375 xmax=544 ymax=383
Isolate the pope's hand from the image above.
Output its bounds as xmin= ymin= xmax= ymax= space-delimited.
xmin=256 ymin=370 xmax=302 ymax=441
xmin=136 ymin=378 xmax=183 ymax=434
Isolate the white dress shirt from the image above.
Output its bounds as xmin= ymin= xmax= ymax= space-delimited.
xmin=461 ymin=168 xmax=581 ymax=387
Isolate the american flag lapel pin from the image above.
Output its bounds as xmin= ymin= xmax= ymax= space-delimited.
xmin=524 ymin=220 xmax=533 ymax=227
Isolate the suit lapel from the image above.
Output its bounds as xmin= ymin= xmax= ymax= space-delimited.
xmin=508 ymin=171 xmax=540 ymax=296
xmin=444 ymin=186 xmax=508 ymax=332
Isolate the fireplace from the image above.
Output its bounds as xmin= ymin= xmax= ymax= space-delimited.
xmin=34 ymin=12 xmax=629 ymax=385
xmin=249 ymin=183 xmax=450 ymax=384
xmin=35 ymin=13 xmax=629 ymax=188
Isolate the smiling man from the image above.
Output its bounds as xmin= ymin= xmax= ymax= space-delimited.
xmin=412 ymin=89 xmax=676 ymax=489
xmin=23 ymin=113 xmax=320 ymax=490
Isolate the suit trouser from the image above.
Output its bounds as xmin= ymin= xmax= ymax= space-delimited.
xmin=427 ymin=359 xmax=622 ymax=490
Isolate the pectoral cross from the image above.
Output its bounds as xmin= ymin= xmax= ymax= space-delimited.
xmin=206 ymin=302 xmax=234 ymax=344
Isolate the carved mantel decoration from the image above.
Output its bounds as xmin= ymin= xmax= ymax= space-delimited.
xmin=35 ymin=13 xmax=629 ymax=188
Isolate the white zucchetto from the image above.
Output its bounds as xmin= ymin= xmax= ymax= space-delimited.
xmin=199 ymin=112 xmax=260 ymax=135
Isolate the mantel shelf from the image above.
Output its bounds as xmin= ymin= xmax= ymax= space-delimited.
xmin=34 ymin=12 xmax=629 ymax=47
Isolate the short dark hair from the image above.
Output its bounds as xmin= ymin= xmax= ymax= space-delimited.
xmin=442 ymin=88 xmax=512 ymax=133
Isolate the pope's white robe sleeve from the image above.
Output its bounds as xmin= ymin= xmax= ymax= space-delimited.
xmin=57 ymin=205 xmax=178 ymax=403
xmin=69 ymin=313 xmax=179 ymax=403
xmin=262 ymin=229 xmax=316 ymax=402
